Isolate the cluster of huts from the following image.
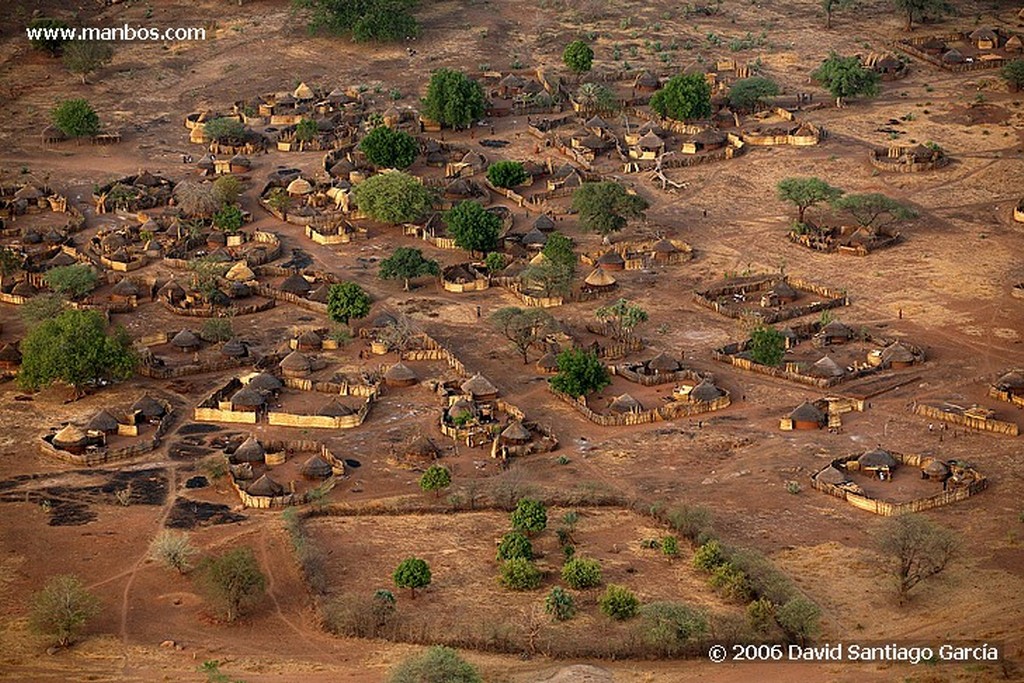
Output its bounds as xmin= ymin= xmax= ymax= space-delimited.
xmin=225 ymin=434 xmax=344 ymax=508
xmin=42 ymin=395 xmax=172 ymax=464
xmin=898 ymin=28 xmax=1023 ymax=70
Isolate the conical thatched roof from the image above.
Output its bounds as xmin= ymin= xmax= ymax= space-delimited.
xmin=690 ymin=378 xmax=725 ymax=403
xmin=923 ymin=460 xmax=950 ymax=477
xmin=648 ymin=352 xmax=681 ymax=373
xmin=880 ymin=341 xmax=915 ymax=364
xmin=247 ymin=473 xmax=284 ymax=497
xmin=318 ymin=399 xmax=354 ymax=417
xmin=371 ymin=312 xmax=397 ymax=328
xmin=597 ymin=251 xmax=625 ymax=266
xmin=307 ymin=284 xmax=331 ymax=303
xmin=637 ymin=130 xmax=664 ymax=150
xmin=301 ymin=453 xmax=333 ymax=479
xmin=610 ymin=393 xmax=642 ymax=413
xmin=233 ymin=435 xmax=266 ymax=463
xmin=296 ymin=330 xmax=322 ymax=349
xmin=816 ymin=465 xmax=847 ymax=485
xmin=159 ymin=279 xmax=185 ymax=301
xmin=406 ymin=435 xmax=439 ymax=460
xmin=46 ymin=252 xmax=76 ymax=268
xmin=221 ymin=338 xmax=248 ymax=358
xmin=231 ymin=386 xmax=266 ymax=408
xmin=280 ymin=350 xmax=311 ymax=372
xmin=996 ymin=370 xmax=1024 ymax=390
xmin=820 ymin=320 xmax=853 ymax=339
xmin=521 ymin=228 xmax=547 ymax=247
xmin=286 ymin=177 xmax=313 ymax=195
xmin=11 ymin=280 xmax=37 ymax=297
xmin=279 ymin=273 xmax=311 ymax=294
xmin=111 ymin=279 xmax=140 ymax=297
xmin=584 ymin=268 xmax=616 ymax=287
xmin=771 ymin=281 xmax=797 ymax=299
xmin=53 ymin=424 xmax=89 ymax=447
xmin=537 ymin=351 xmax=559 ymax=370
xmin=15 ymin=184 xmax=42 ymax=200
xmin=171 ymin=328 xmax=201 ymax=349
xmin=226 ymin=261 xmax=255 ymax=282
xmin=132 ymin=395 xmax=166 ymax=418
xmin=651 ymin=238 xmax=678 ymax=253
xmin=859 ymin=448 xmax=897 ymax=468
xmin=293 ymin=82 xmax=315 ymax=100
xmin=810 ymin=355 xmax=844 ymax=378
xmin=533 ymin=214 xmax=556 ymax=232
xmin=448 ymin=397 xmax=475 ymax=417
xmin=86 ymin=410 xmax=120 ymax=433
xmin=790 ymin=400 xmax=825 ymax=423
xmin=461 ymin=374 xmax=498 ymax=398
xmin=385 ymin=362 xmax=417 ymax=383
xmin=501 ymin=420 xmax=531 ymax=442
xmin=248 ymin=372 xmax=282 ymax=392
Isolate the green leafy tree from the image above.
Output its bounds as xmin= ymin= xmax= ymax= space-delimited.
xmin=393 ymin=557 xmax=432 ymax=598
xmin=561 ymin=556 xmax=602 ymax=589
xmin=201 ymin=547 xmax=266 ymax=623
xmin=521 ymin=232 xmax=575 ymax=296
xmin=29 ymin=575 xmax=100 ymax=647
xmin=359 ymin=126 xmax=419 ymax=169
xmin=649 ymin=73 xmax=712 ymax=120
xmin=544 ymin=586 xmax=577 ymax=621
xmin=776 ymin=176 xmax=843 ymax=224
xmin=572 ymin=182 xmax=648 ymax=236
xmin=692 ymin=539 xmax=726 ymax=572
xmin=822 ymin=0 xmax=855 ymax=28
xmin=203 ymin=117 xmax=248 ymax=144
xmin=776 ymin=597 xmax=821 ymax=644
xmin=749 ymin=324 xmax=785 ymax=366
xmin=550 ymin=348 xmax=610 ymax=398
xmin=832 ymin=193 xmax=917 ymax=230
xmin=638 ymin=601 xmax=709 ymax=655
xmin=662 ymin=536 xmax=679 ymax=558
xmin=201 ymin=318 xmax=234 ymax=343
xmin=379 ymin=247 xmax=439 ymax=290
xmin=19 ymin=309 xmax=135 ymax=394
xmin=51 ymin=99 xmax=100 ymax=138
xmin=19 ymin=294 xmax=65 ymax=329
xmin=388 ymin=646 xmax=482 ymax=683
xmin=574 ymin=82 xmax=616 ymax=111
xmin=490 ymin=307 xmax=555 ymax=364
xmin=562 ymin=39 xmax=594 ymax=76
xmin=43 ymin=264 xmax=96 ymax=300
xmin=212 ymin=175 xmax=243 ymax=206
xmin=213 ymin=204 xmax=244 ymax=233
xmin=811 ymin=52 xmax=880 ymax=107
xmin=28 ymin=18 xmax=70 ymax=55
xmin=351 ymin=171 xmax=433 ymax=223
xmin=419 ymin=464 xmax=451 ymax=497
xmin=510 ymin=498 xmax=548 ymax=535
xmin=727 ymin=77 xmax=779 ymax=111
xmin=327 ymin=282 xmax=372 ymax=324
xmin=294 ymin=118 xmax=319 ymax=143
xmin=877 ymin=513 xmax=958 ymax=605
xmin=500 ymin=558 xmax=543 ymax=590
xmin=422 ymin=68 xmax=486 ymax=128
xmin=1002 ymin=60 xmax=1024 ymax=92
xmin=599 ymin=584 xmax=640 ymax=620
xmin=496 ymin=531 xmax=534 ymax=561
xmin=893 ymin=0 xmax=951 ymax=30
xmin=484 ymin=252 xmax=506 ymax=272
xmin=294 ymin=0 xmax=420 ymax=42
xmin=62 ymin=41 xmax=114 ymax=84
xmin=444 ymin=200 xmax=501 ymax=254
xmin=595 ymin=298 xmax=648 ymax=341
xmin=746 ymin=597 xmax=776 ymax=635
xmin=486 ymin=160 xmax=528 ymax=189
xmin=0 ymin=246 xmax=22 ymax=285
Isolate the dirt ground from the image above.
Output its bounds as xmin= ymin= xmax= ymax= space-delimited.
xmin=2 ymin=0 xmax=1024 ymax=681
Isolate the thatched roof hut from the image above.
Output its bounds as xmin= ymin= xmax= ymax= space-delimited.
xmin=247 ymin=473 xmax=285 ymax=497
xmin=880 ymin=341 xmax=916 ymax=368
xmin=171 ymin=328 xmax=201 ymax=350
xmin=816 ymin=465 xmax=848 ymax=485
xmin=221 ymin=338 xmax=248 ymax=358
xmin=233 ymin=435 xmax=266 ymax=463
xmin=858 ymin=448 xmax=897 ymax=470
xmin=318 ymin=399 xmax=354 ymax=417
xmin=279 ymin=273 xmax=312 ymax=294
xmin=301 ymin=454 xmax=333 ymax=479
xmin=405 ymin=435 xmax=440 ymax=461
xmin=307 ymin=283 xmax=331 ymax=303
xmin=818 ymin=320 xmax=854 ymax=343
xmin=995 ymin=370 xmax=1024 ymax=394
xmin=923 ymin=459 xmax=950 ymax=480
xmin=226 ymin=261 xmax=256 ymax=282
xmin=500 ymin=420 xmax=532 ymax=445
xmin=286 ymin=178 xmax=313 ymax=196
xmin=231 ymin=386 xmax=266 ymax=409
xmin=537 ymin=351 xmax=559 ymax=374
xmin=11 ymin=280 xmax=37 ymax=297
xmin=809 ymin=355 xmax=845 ymax=378
xmin=583 ymin=267 xmax=617 ymax=289
xmin=461 ymin=374 xmax=498 ymax=400
xmin=0 ymin=343 xmax=21 ymax=369
xmin=385 ymin=362 xmax=418 ymax=387
xmin=280 ymin=350 xmax=312 ymax=377
xmin=86 ymin=409 xmax=121 ymax=434
xmin=448 ymin=397 xmax=476 ymax=419
xmin=533 ymin=214 xmax=556 ymax=232
xmin=53 ymin=424 xmax=90 ymax=450
xmin=295 ymin=329 xmax=322 ymax=351
xmin=647 ymin=352 xmax=681 ymax=373
xmin=110 ymin=279 xmax=140 ymax=299
xmin=596 ymin=251 xmax=625 ymax=270
xmin=689 ymin=378 xmax=725 ymax=404
xmin=159 ymin=280 xmax=186 ymax=304
xmin=789 ymin=401 xmax=825 ymax=430
xmin=132 ymin=395 xmax=166 ymax=419
xmin=610 ymin=393 xmax=642 ymax=414
xmin=248 ymin=372 xmax=283 ymax=393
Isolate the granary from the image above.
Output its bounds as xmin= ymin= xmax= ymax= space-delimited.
xmin=0 ymin=344 xmax=21 ymax=373
xmin=461 ymin=374 xmax=499 ymax=401
xmin=247 ymin=473 xmax=285 ymax=497
xmin=301 ymin=453 xmax=333 ymax=480
xmin=969 ymin=27 xmax=1000 ymax=50
xmin=596 ymin=251 xmax=625 ymax=271
xmin=500 ymin=420 xmax=532 ymax=446
xmin=221 ymin=338 xmax=248 ymax=358
xmin=857 ymin=448 xmax=898 ymax=479
xmin=171 ymin=328 xmax=201 ymax=352
xmin=634 ymin=70 xmax=660 ymax=93
xmin=995 ymin=370 xmax=1024 ymax=396
xmin=231 ymin=385 xmax=267 ymax=410
xmin=647 ymin=351 xmax=682 ymax=374
xmin=280 ymin=350 xmax=312 ymax=378
xmin=131 ymin=395 xmax=166 ymax=421
xmin=789 ymin=401 xmax=826 ymax=430
xmin=232 ymin=435 xmax=266 ymax=464
xmin=609 ymin=393 xmax=643 ymax=414
xmin=533 ymin=214 xmax=556 ymax=233
xmin=816 ymin=320 xmax=854 ymax=346
xmin=295 ymin=329 xmax=322 ymax=352
xmin=879 ymin=341 xmax=917 ymax=369
xmin=280 ymin=272 xmax=312 ymax=295
xmin=52 ymin=424 xmax=92 ymax=454
xmin=226 ymin=261 xmax=256 ymax=282
xmin=248 ymin=372 xmax=283 ymax=393
xmin=318 ymin=399 xmax=354 ymax=417
xmin=583 ymin=267 xmax=617 ymax=292
xmin=922 ymin=459 xmax=950 ymax=482
xmin=809 ymin=354 xmax=845 ymax=379
xmin=86 ymin=409 xmax=121 ymax=435
xmin=110 ymin=278 xmax=141 ymax=303
xmin=688 ymin=378 xmax=726 ymax=404
xmin=384 ymin=362 xmax=418 ymax=387
xmin=536 ymin=351 xmax=559 ymax=374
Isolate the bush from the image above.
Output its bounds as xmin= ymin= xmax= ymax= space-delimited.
xmin=496 ymin=531 xmax=533 ymax=561
xmin=444 ymin=200 xmax=501 ymax=253
xmin=749 ymin=324 xmax=785 ymax=367
xmin=63 ymin=40 xmax=114 ymax=84
xmin=43 ymin=264 xmax=97 ymax=299
xmin=359 ymin=126 xmax=419 ymax=169
xmin=510 ymin=498 xmax=548 ymax=535
xmin=201 ymin=547 xmax=266 ymax=623
xmin=661 ymin=535 xmax=679 ymax=558
xmin=693 ymin=539 xmax=726 ymax=572
xmin=549 ymin=348 xmax=610 ymax=398
xmin=638 ymin=601 xmax=708 ymax=655
xmin=327 ymin=282 xmax=371 ymax=324
xmin=666 ymin=504 xmax=714 ymax=542
xmin=599 ymin=584 xmax=639 ymax=620
xmin=388 ymin=646 xmax=482 ymax=683
xmin=486 ymin=160 xmax=528 ymax=189
xmin=746 ymin=597 xmax=775 ymax=635
xmin=419 ymin=464 xmax=451 ymax=497
xmin=213 ymin=204 xmax=244 ymax=233
xmin=421 ymin=68 xmax=486 ymax=128
xmin=709 ymin=562 xmax=751 ymax=602
xmin=149 ymin=530 xmax=197 ymax=574
xmin=51 ymin=99 xmax=100 ymax=139
xmin=563 ymin=40 xmax=594 ymax=75
xmin=203 ymin=117 xmax=247 ymax=144
xmin=29 ymin=575 xmax=100 ymax=647
xmin=775 ymin=597 xmax=821 ymax=644
xmin=200 ymin=318 xmax=233 ymax=343
xmin=28 ymin=17 xmax=70 ymax=55
xmin=296 ymin=0 xmax=420 ymax=42
xmin=544 ymin=586 xmax=576 ymax=621
xmin=650 ymin=73 xmax=712 ymax=120
xmin=500 ymin=558 xmax=543 ymax=591
xmin=393 ymin=557 xmax=432 ymax=598
xmin=561 ymin=556 xmax=602 ymax=589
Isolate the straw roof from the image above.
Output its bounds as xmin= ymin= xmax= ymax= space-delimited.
xmin=501 ymin=420 xmax=532 ymax=442
xmin=293 ymin=82 xmax=315 ymax=100
xmin=221 ymin=338 xmax=248 ymax=358
xmin=585 ymin=115 xmax=610 ymax=130
xmin=533 ymin=214 xmax=556 ymax=232
xmin=968 ymin=27 xmax=998 ymax=41
xmin=286 ymin=178 xmax=313 ymax=195
xmin=635 ymin=71 xmax=660 ymax=88
xmin=995 ymin=370 xmax=1024 ymax=390
xmin=610 ymin=393 xmax=643 ymax=413
xmin=159 ymin=280 xmax=186 ymax=301
xmin=11 ymin=280 xmax=37 ymax=297
xmin=231 ymin=386 xmax=266 ymax=408
xmin=406 ymin=435 xmax=440 ymax=460
xmin=637 ymin=131 xmax=665 ymax=150
xmin=521 ymin=228 xmax=547 ymax=247
xmin=816 ymin=466 xmax=848 ymax=485
xmin=307 ymin=283 xmax=331 ymax=303
xmin=597 ymin=251 xmax=625 ymax=266
xmin=385 ymin=362 xmax=417 ymax=383
xmin=53 ymin=424 xmax=89 ymax=447
xmin=171 ymin=328 xmax=201 ymax=349
xmin=279 ymin=273 xmax=312 ymax=294
xmin=111 ymin=279 xmax=140 ymax=297
xmin=810 ymin=355 xmax=845 ymax=378
xmin=296 ymin=330 xmax=322 ymax=349
xmin=789 ymin=401 xmax=825 ymax=423
xmin=301 ymin=454 xmax=333 ymax=479
xmin=859 ymin=448 xmax=897 ymax=468
xmin=318 ymin=399 xmax=354 ymax=417
xmin=771 ymin=281 xmax=797 ymax=299
xmin=584 ymin=268 xmax=616 ymax=287
xmin=690 ymin=378 xmax=725 ymax=403
xmin=820 ymin=320 xmax=853 ymax=338
xmin=248 ymin=372 xmax=283 ymax=392
xmin=280 ymin=350 xmax=311 ymax=372
xmin=651 ymin=238 xmax=678 ymax=253
xmin=233 ymin=435 xmax=266 ymax=463
xmin=86 ymin=410 xmax=120 ymax=433
xmin=448 ymin=397 xmax=476 ymax=417
xmin=226 ymin=261 xmax=256 ymax=282
xmin=47 ymin=252 xmax=76 ymax=267
xmin=247 ymin=473 xmax=285 ymax=497
xmin=461 ymin=374 xmax=498 ymax=398
xmin=647 ymin=352 xmax=681 ymax=373
xmin=941 ymin=48 xmax=964 ymax=63
xmin=923 ymin=460 xmax=950 ymax=477
xmin=537 ymin=351 xmax=559 ymax=370
xmin=15 ymin=184 xmax=42 ymax=200
xmin=132 ymin=395 xmax=166 ymax=418
xmin=880 ymin=341 xmax=915 ymax=364
xmin=372 ymin=312 xmax=398 ymax=328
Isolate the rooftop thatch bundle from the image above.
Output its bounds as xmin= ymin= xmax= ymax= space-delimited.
xmin=689 ymin=378 xmax=725 ymax=403
xmin=533 ymin=214 xmax=556 ymax=232
xmin=221 ymin=338 xmax=248 ymax=358
xmin=405 ymin=435 xmax=440 ymax=461
xmin=248 ymin=372 xmax=283 ymax=392
xmin=233 ymin=435 xmax=266 ymax=463
xmin=584 ymin=268 xmax=616 ymax=288
xmin=859 ymin=448 xmax=897 ymax=469
xmin=790 ymin=400 xmax=825 ymax=424
xmin=880 ymin=341 xmax=915 ymax=365
xmin=295 ymin=330 xmax=322 ymax=350
xmin=809 ymin=355 xmax=844 ymax=378
xmin=318 ymin=399 xmax=354 ymax=417
xmin=53 ymin=424 xmax=89 ymax=447
xmin=247 ymin=473 xmax=285 ymax=497
xmin=132 ymin=395 xmax=166 ymax=418
xmin=159 ymin=279 xmax=186 ymax=303
xmin=647 ymin=352 xmax=681 ymax=373
xmin=286 ymin=178 xmax=313 ymax=196
xmin=385 ymin=362 xmax=418 ymax=385
xmin=279 ymin=273 xmax=312 ymax=294
xmin=923 ymin=460 xmax=950 ymax=478
xmin=111 ymin=279 xmax=140 ymax=298
xmin=231 ymin=386 xmax=266 ymax=408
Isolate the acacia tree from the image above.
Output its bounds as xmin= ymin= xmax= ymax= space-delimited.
xmin=327 ymin=282 xmax=372 ymax=324
xmin=422 ymin=68 xmax=486 ymax=128
xmin=203 ymin=117 xmax=248 ymax=144
xmin=877 ymin=514 xmax=958 ymax=605
xmin=379 ymin=247 xmax=439 ymax=290
xmin=393 ymin=557 xmax=432 ymax=598
xmin=562 ymin=40 xmax=594 ymax=78
xmin=62 ymin=41 xmax=114 ymax=84
xmin=444 ymin=201 xmax=501 ymax=254
xmin=351 ymin=171 xmax=433 ymax=223
xmin=812 ymin=52 xmax=880 ymax=107
xmin=486 ymin=160 xmax=528 ymax=189
xmin=776 ymin=177 xmax=843 ymax=224
xmin=418 ymin=464 xmax=451 ymax=497
xmin=293 ymin=0 xmax=420 ymax=41
xmin=749 ymin=324 xmax=785 ymax=366
xmin=491 ymin=307 xmax=555 ymax=364
xmin=550 ymin=348 xmax=610 ymax=398
xmin=574 ymin=82 xmax=616 ymax=111
xmin=572 ymin=182 xmax=648 ymax=236
xmin=892 ymin=0 xmax=950 ymax=30
xmin=649 ymin=73 xmax=712 ymax=121
xmin=595 ymin=298 xmax=648 ymax=341
xmin=19 ymin=309 xmax=136 ymax=394
xmin=51 ymin=99 xmax=100 ymax=138
xmin=29 ymin=575 xmax=100 ymax=647
xmin=522 ymin=232 xmax=575 ymax=297
xmin=44 ymin=263 xmax=98 ymax=299
xmin=727 ymin=77 xmax=779 ymax=112
xmin=202 ymin=547 xmax=267 ymax=623
xmin=832 ymin=193 xmax=917 ymax=230
xmin=359 ymin=126 xmax=419 ymax=169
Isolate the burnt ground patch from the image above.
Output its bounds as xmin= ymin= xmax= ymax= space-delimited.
xmin=165 ymin=497 xmax=246 ymax=530
xmin=177 ymin=423 xmax=224 ymax=436
xmin=169 ymin=440 xmax=214 ymax=461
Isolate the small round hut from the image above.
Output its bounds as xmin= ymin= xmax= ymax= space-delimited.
xmin=609 ymin=393 xmax=642 ymax=414
xmin=232 ymin=435 xmax=266 ymax=464
xmin=461 ymin=374 xmax=499 ymax=401
xmin=500 ymin=420 xmax=532 ymax=446
xmin=280 ymin=350 xmax=312 ymax=378
xmin=171 ymin=329 xmax=201 ymax=352
xmin=789 ymin=401 xmax=825 ymax=430
xmin=385 ymin=362 xmax=418 ymax=388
